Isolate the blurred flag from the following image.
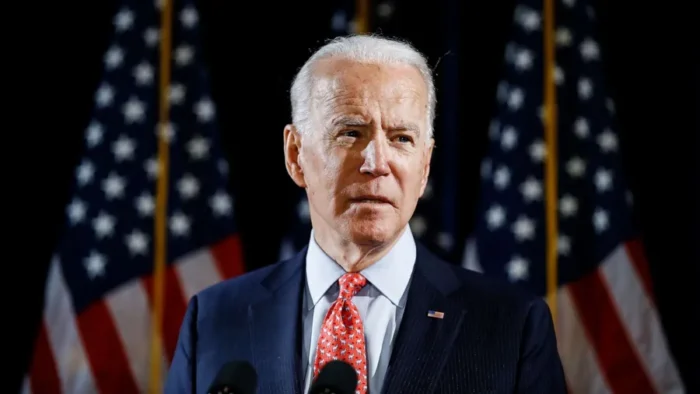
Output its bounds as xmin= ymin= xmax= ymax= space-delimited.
xmin=463 ymin=0 xmax=684 ymax=393
xmin=23 ymin=0 xmax=244 ymax=392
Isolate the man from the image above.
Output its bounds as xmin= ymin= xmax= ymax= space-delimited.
xmin=165 ymin=34 xmax=567 ymax=394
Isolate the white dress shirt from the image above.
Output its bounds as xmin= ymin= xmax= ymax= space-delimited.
xmin=301 ymin=225 xmax=417 ymax=394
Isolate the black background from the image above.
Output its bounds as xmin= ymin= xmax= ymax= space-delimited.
xmin=8 ymin=0 xmax=698 ymax=392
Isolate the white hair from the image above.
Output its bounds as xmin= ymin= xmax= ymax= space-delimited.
xmin=290 ymin=34 xmax=436 ymax=138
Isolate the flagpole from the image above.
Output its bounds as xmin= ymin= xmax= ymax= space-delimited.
xmin=355 ymin=0 xmax=370 ymax=34
xmin=149 ymin=0 xmax=174 ymax=390
xmin=543 ymin=0 xmax=559 ymax=323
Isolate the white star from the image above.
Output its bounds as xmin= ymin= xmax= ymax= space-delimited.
xmin=574 ymin=117 xmax=589 ymax=138
xmin=133 ymin=62 xmax=154 ymax=85
xmin=210 ymin=191 xmax=232 ymax=216
xmin=597 ymin=129 xmax=618 ymax=152
xmin=578 ymin=78 xmax=593 ymax=100
xmin=144 ymin=158 xmax=158 ymax=179
xmin=377 ymin=2 xmax=394 ymax=18
xmin=112 ymin=135 xmax=136 ymax=161
xmin=566 ymin=157 xmax=586 ymax=178
xmin=507 ymin=87 xmax=525 ymax=111
xmin=512 ymin=216 xmax=535 ymax=241
xmin=494 ymin=166 xmax=511 ymax=189
xmin=122 ymin=96 xmax=146 ymax=123
xmin=135 ymin=193 xmax=154 ymax=216
xmin=562 ymin=0 xmax=575 ymax=7
xmin=84 ymin=251 xmax=107 ymax=279
xmin=330 ymin=10 xmax=348 ymax=32
xmin=559 ymin=195 xmax=578 ymax=217
xmin=556 ymin=27 xmax=572 ymax=46
xmin=170 ymin=83 xmax=186 ymax=104
xmin=558 ymin=235 xmax=571 ymax=255
xmin=593 ymin=208 xmax=608 ymax=232
xmin=187 ymin=136 xmax=210 ymax=160
xmin=67 ymin=198 xmax=86 ymax=224
xmin=486 ymin=204 xmax=506 ymax=229
xmin=594 ymin=168 xmax=613 ymax=192
xmin=126 ymin=230 xmax=149 ymax=255
xmin=144 ymin=27 xmax=159 ymax=47
xmin=520 ymin=177 xmax=542 ymax=202
xmin=95 ymin=83 xmax=114 ymax=107
xmin=114 ymin=8 xmax=134 ymax=31
xmin=529 ymin=140 xmax=546 ymax=162
xmin=76 ymin=160 xmax=94 ymax=186
xmin=506 ymin=256 xmax=529 ymax=281
xmin=554 ymin=65 xmax=565 ymax=85
xmin=180 ymin=6 xmax=198 ymax=28
xmin=514 ymin=49 xmax=534 ymax=71
xmin=410 ymin=216 xmax=427 ymax=237
xmin=436 ymin=232 xmax=453 ymax=250
xmin=175 ymin=45 xmax=194 ymax=66
xmin=518 ymin=8 xmax=541 ymax=32
xmin=104 ymin=46 xmax=124 ymax=69
xmin=170 ymin=212 xmax=191 ymax=236
xmin=102 ymin=172 xmax=126 ymax=199
xmin=156 ymin=122 xmax=176 ymax=142
xmin=422 ymin=180 xmax=433 ymax=200
xmin=93 ymin=212 xmax=116 ymax=238
xmin=194 ymin=97 xmax=215 ymax=122
xmin=501 ymin=126 xmax=518 ymax=150
xmin=177 ymin=174 xmax=200 ymax=199
xmin=86 ymin=122 xmax=103 ymax=147
xmin=580 ymin=38 xmax=600 ymax=61
xmin=298 ymin=199 xmax=310 ymax=221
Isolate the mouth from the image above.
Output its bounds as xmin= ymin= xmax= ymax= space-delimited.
xmin=350 ymin=195 xmax=393 ymax=206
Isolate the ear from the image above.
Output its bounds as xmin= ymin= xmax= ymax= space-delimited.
xmin=418 ymin=138 xmax=435 ymax=197
xmin=283 ymin=124 xmax=307 ymax=188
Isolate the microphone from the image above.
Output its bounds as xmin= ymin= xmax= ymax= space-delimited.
xmin=308 ymin=360 xmax=358 ymax=394
xmin=207 ymin=360 xmax=257 ymax=394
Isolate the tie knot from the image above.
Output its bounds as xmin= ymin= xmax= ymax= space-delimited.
xmin=338 ymin=273 xmax=367 ymax=298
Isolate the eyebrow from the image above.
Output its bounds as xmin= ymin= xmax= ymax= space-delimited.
xmin=330 ymin=116 xmax=422 ymax=135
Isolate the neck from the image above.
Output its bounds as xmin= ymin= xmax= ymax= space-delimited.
xmin=312 ymin=226 xmax=405 ymax=273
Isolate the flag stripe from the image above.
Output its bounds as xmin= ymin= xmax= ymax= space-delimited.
xmin=568 ymin=267 xmax=657 ymax=393
xmin=210 ymin=234 xmax=245 ymax=279
xmin=175 ymin=248 xmax=224 ymax=300
xmin=142 ymin=267 xmax=188 ymax=363
xmin=601 ymin=243 xmax=685 ymax=393
xmin=27 ymin=324 xmax=61 ymax=394
xmin=623 ymin=239 xmax=655 ymax=304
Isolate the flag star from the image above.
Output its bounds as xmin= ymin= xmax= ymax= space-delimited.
xmin=529 ymin=140 xmax=546 ymax=162
xmin=559 ymin=195 xmax=578 ymax=217
xmin=187 ymin=136 xmax=210 ymax=160
xmin=520 ymin=177 xmax=542 ymax=202
xmin=578 ymin=77 xmax=593 ymax=100
xmin=566 ymin=157 xmax=586 ymax=178
xmin=558 ymin=235 xmax=571 ymax=255
xmin=562 ymin=0 xmax=575 ymax=7
xmin=506 ymin=256 xmax=529 ymax=281
xmin=135 ymin=193 xmax=154 ymax=216
xmin=298 ymin=198 xmax=310 ymax=221
xmin=422 ymin=180 xmax=433 ymax=199
xmin=518 ymin=8 xmax=541 ymax=32
xmin=95 ymin=83 xmax=114 ymax=107
xmin=133 ymin=62 xmax=154 ymax=85
xmin=125 ymin=230 xmax=149 ymax=255
xmin=76 ymin=160 xmax=95 ymax=186
xmin=597 ymin=129 xmax=618 ymax=152
xmin=122 ymin=96 xmax=146 ymax=123
xmin=494 ymin=166 xmax=511 ymax=189
xmin=84 ymin=251 xmax=107 ymax=279
xmin=486 ymin=204 xmax=506 ymax=229
xmin=210 ymin=191 xmax=233 ymax=216
xmin=410 ymin=216 xmax=427 ymax=237
xmin=514 ymin=49 xmax=534 ymax=71
xmin=175 ymin=45 xmax=194 ymax=66
xmin=593 ymin=208 xmax=608 ymax=232
xmin=112 ymin=135 xmax=136 ymax=161
xmin=580 ymin=38 xmax=600 ymax=61
xmin=507 ymin=88 xmax=525 ymax=111
xmin=512 ymin=216 xmax=535 ymax=241
xmin=330 ymin=10 xmax=348 ymax=32
xmin=436 ymin=232 xmax=453 ymax=251
xmin=114 ymin=8 xmax=134 ymax=31
xmin=144 ymin=27 xmax=159 ymax=47
xmin=104 ymin=45 xmax=124 ymax=69
xmin=501 ymin=126 xmax=518 ymax=150
xmin=67 ymin=198 xmax=87 ymax=224
xmin=102 ymin=172 xmax=126 ymax=199
xmin=177 ymin=174 xmax=200 ymax=199
xmin=594 ymin=168 xmax=613 ymax=192
xmin=170 ymin=83 xmax=186 ymax=104
xmin=556 ymin=27 xmax=572 ymax=46
xmin=377 ymin=2 xmax=394 ymax=18
xmin=194 ymin=97 xmax=215 ymax=122
xmin=144 ymin=158 xmax=158 ymax=179
xmin=554 ymin=65 xmax=565 ymax=85
xmin=180 ymin=6 xmax=199 ymax=28
xmin=86 ymin=122 xmax=103 ymax=147
xmin=574 ymin=117 xmax=589 ymax=138
xmin=170 ymin=212 xmax=191 ymax=236
xmin=93 ymin=212 xmax=116 ymax=238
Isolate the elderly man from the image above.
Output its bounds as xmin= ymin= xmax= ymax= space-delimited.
xmin=165 ymin=35 xmax=567 ymax=394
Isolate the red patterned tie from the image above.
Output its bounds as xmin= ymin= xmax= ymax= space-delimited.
xmin=313 ymin=273 xmax=368 ymax=394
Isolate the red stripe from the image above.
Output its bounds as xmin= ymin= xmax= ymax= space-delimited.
xmin=77 ymin=300 xmax=140 ymax=394
xmin=142 ymin=266 xmax=188 ymax=362
xmin=567 ymin=268 xmax=657 ymax=394
xmin=623 ymin=239 xmax=655 ymax=305
xmin=28 ymin=323 xmax=61 ymax=394
xmin=210 ymin=234 xmax=245 ymax=279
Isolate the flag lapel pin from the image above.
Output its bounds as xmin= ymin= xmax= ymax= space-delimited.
xmin=427 ymin=310 xmax=444 ymax=319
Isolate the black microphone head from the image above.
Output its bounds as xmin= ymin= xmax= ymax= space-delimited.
xmin=308 ymin=360 xmax=358 ymax=394
xmin=207 ymin=360 xmax=257 ymax=394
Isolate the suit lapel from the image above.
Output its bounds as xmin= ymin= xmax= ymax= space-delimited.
xmin=248 ymin=248 xmax=307 ymax=394
xmin=381 ymin=244 xmax=466 ymax=394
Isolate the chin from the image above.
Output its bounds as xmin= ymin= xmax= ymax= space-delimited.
xmin=345 ymin=219 xmax=401 ymax=246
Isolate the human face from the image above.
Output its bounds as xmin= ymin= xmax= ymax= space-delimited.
xmin=284 ymin=58 xmax=434 ymax=246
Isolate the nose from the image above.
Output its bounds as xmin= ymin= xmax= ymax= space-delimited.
xmin=360 ymin=137 xmax=390 ymax=177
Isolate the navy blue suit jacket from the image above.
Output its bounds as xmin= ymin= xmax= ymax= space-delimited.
xmin=165 ymin=242 xmax=567 ymax=394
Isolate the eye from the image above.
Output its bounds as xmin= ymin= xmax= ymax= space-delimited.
xmin=342 ymin=130 xmax=360 ymax=138
xmin=395 ymin=135 xmax=413 ymax=143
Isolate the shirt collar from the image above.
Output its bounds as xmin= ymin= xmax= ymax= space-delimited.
xmin=305 ymin=225 xmax=416 ymax=309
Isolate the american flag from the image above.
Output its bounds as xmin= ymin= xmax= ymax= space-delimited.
xmin=462 ymin=0 xmax=685 ymax=392
xmin=22 ymin=0 xmax=245 ymax=392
